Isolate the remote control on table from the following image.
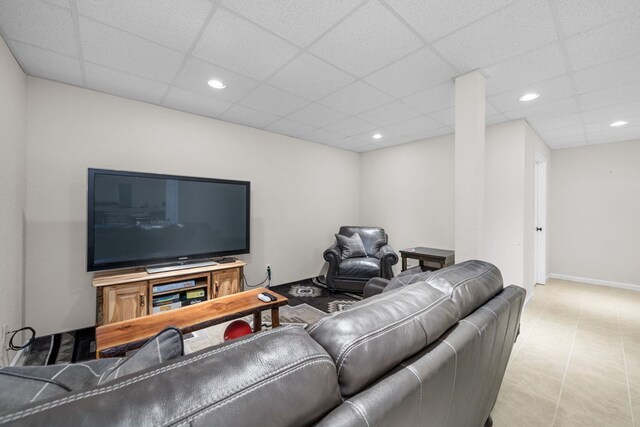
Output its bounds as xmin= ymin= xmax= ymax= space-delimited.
xmin=257 ymin=292 xmax=277 ymax=303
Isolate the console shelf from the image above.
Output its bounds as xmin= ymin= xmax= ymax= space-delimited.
xmin=93 ymin=261 xmax=245 ymax=325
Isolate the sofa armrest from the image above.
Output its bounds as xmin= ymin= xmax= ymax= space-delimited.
xmin=378 ymin=244 xmax=398 ymax=279
xmin=363 ymin=277 xmax=390 ymax=298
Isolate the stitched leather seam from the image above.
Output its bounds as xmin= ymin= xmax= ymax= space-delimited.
xmin=307 ymin=282 xmax=419 ymax=334
xmin=479 ymin=306 xmax=498 ymax=318
xmin=460 ymin=319 xmax=483 ymax=426
xmin=401 ymin=363 xmax=423 ymax=424
xmin=0 ymin=326 xmax=296 ymax=423
xmin=171 ymin=358 xmax=335 ymax=426
xmin=30 ymin=364 xmax=71 ymax=403
xmin=163 ymin=354 xmax=334 ymax=425
xmin=344 ymin=401 xmax=370 ymax=427
xmin=438 ymin=339 xmax=458 ymax=426
xmin=336 ymin=295 xmax=449 ymax=375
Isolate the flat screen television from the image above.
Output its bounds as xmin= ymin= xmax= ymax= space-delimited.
xmin=87 ymin=169 xmax=250 ymax=271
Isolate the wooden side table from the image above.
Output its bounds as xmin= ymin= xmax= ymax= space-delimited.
xmin=399 ymin=247 xmax=455 ymax=272
xmin=96 ymin=287 xmax=287 ymax=358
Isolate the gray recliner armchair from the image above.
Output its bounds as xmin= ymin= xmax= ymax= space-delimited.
xmin=323 ymin=226 xmax=398 ymax=293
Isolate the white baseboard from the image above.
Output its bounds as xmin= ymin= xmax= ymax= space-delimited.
xmin=548 ymin=273 xmax=640 ymax=292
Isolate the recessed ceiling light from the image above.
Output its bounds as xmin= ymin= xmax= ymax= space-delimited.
xmin=207 ymin=79 xmax=226 ymax=89
xmin=610 ymin=120 xmax=628 ymax=127
xmin=519 ymin=92 xmax=540 ymax=102
xmin=372 ymin=133 xmax=383 ymax=140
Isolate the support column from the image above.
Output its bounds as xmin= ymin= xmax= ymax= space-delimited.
xmin=454 ymin=70 xmax=486 ymax=262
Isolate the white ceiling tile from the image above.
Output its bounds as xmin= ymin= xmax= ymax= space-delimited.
xmin=578 ymin=82 xmax=640 ymax=111
xmin=193 ymin=7 xmax=299 ymax=81
xmin=352 ymin=128 xmax=402 ymax=143
xmin=351 ymin=143 xmax=382 ymax=153
xmin=364 ymin=47 xmax=456 ymax=98
xmin=319 ymin=81 xmax=393 ymax=115
xmin=221 ymin=0 xmax=361 ymax=47
xmin=402 ymin=82 xmax=454 ymax=114
xmin=359 ymin=101 xmax=422 ymax=127
xmin=267 ymin=53 xmax=355 ymax=101
xmin=581 ymin=101 xmax=640 ymax=123
xmin=162 ymin=87 xmax=232 ymax=118
xmin=564 ymin=14 xmax=640 ymax=71
xmin=488 ymin=75 xmax=575 ymax=112
xmin=80 ymin=18 xmax=184 ymax=83
xmin=528 ymin=113 xmax=584 ymax=131
xmin=264 ymin=118 xmax=316 ymax=138
xmin=553 ymin=0 xmax=640 ymax=36
xmin=376 ymin=135 xmax=416 ymax=148
xmin=43 ymin=0 xmax=68 ymax=7
xmin=173 ymin=57 xmax=260 ymax=103
xmin=220 ymin=104 xmax=280 ymax=128
xmin=537 ymin=124 xmax=586 ymax=140
xmin=309 ymin=0 xmax=423 ymax=77
xmin=286 ymin=103 xmax=348 ymax=128
xmin=584 ymin=113 xmax=640 ymax=132
xmin=429 ymin=107 xmax=455 ymax=126
xmin=432 ymin=0 xmax=557 ymax=72
xmin=385 ymin=0 xmax=516 ymax=42
xmin=574 ymin=53 xmax=640 ymax=95
xmin=503 ymin=97 xmax=579 ymax=120
xmin=76 ymin=0 xmax=213 ymax=52
xmin=486 ymin=114 xmax=507 ymax=125
xmin=386 ymin=115 xmax=443 ymax=136
xmin=544 ymin=135 xmax=588 ymax=149
xmin=586 ymin=124 xmax=640 ymax=144
xmin=84 ymin=62 xmax=168 ymax=104
xmin=9 ymin=40 xmax=83 ymax=86
xmin=239 ymin=85 xmax=310 ymax=117
xmin=300 ymin=128 xmax=343 ymax=144
xmin=323 ymin=117 xmax=378 ymax=137
xmin=0 ymin=0 xmax=77 ymax=56
xmin=408 ymin=126 xmax=452 ymax=141
xmin=328 ymin=137 xmax=370 ymax=151
xmin=485 ymin=43 xmax=567 ymax=95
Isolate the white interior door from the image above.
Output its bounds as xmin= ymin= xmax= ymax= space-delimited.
xmin=534 ymin=159 xmax=547 ymax=284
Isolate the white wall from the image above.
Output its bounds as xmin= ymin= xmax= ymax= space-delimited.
xmin=549 ymin=140 xmax=640 ymax=289
xmin=359 ymin=135 xmax=455 ymax=271
xmin=483 ymin=121 xmax=526 ymax=290
xmin=0 ymin=37 xmax=27 ymax=343
xmin=25 ymin=78 xmax=360 ymax=335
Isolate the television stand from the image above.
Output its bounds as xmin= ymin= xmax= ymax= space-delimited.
xmin=145 ymin=260 xmax=218 ymax=274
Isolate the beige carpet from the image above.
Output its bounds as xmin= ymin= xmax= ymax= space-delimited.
xmin=183 ymin=303 xmax=326 ymax=354
xmin=492 ymin=278 xmax=640 ymax=427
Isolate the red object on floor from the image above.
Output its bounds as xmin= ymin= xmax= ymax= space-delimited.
xmin=223 ymin=320 xmax=252 ymax=341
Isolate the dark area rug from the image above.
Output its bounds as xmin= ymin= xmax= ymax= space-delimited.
xmin=270 ymin=278 xmax=361 ymax=313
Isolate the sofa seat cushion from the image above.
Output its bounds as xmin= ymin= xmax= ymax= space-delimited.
xmin=0 ymin=327 xmax=183 ymax=413
xmin=338 ymin=257 xmax=380 ymax=278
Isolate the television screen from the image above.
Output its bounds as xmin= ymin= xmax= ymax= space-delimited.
xmin=87 ymin=169 xmax=250 ymax=271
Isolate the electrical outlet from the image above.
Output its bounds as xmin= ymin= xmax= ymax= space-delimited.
xmin=266 ymin=265 xmax=272 ymax=281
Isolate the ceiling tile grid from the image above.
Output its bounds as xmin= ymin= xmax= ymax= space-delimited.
xmin=1 ymin=0 xmax=640 ymax=152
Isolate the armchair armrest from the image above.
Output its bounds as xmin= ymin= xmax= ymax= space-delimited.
xmin=323 ymin=244 xmax=342 ymax=263
xmin=378 ymin=244 xmax=398 ymax=279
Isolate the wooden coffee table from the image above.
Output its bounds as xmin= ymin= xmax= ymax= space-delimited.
xmin=96 ymin=287 xmax=287 ymax=358
xmin=399 ymin=247 xmax=455 ymax=272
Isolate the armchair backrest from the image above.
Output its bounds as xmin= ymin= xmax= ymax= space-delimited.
xmin=338 ymin=226 xmax=387 ymax=257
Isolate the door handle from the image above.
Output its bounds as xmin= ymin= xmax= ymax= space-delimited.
xmin=140 ymin=294 xmax=145 ymax=307
xmin=536 ymin=227 xmax=543 ymax=231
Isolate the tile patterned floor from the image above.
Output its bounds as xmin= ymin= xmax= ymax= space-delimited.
xmin=493 ymin=279 xmax=640 ymax=427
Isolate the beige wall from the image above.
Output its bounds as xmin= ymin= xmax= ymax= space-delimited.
xmin=359 ymin=135 xmax=455 ymax=271
xmin=549 ymin=140 xmax=640 ymax=289
xmin=0 ymin=38 xmax=27 ymax=342
xmin=25 ymin=78 xmax=360 ymax=335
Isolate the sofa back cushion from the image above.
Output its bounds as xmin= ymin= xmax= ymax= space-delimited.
xmin=424 ymin=260 xmax=504 ymax=318
xmin=0 ymin=326 xmax=342 ymax=427
xmin=308 ymin=260 xmax=504 ymax=397
xmin=338 ymin=226 xmax=387 ymax=257
xmin=308 ymin=281 xmax=459 ymax=396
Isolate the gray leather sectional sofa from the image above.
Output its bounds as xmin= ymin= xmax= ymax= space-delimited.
xmin=0 ymin=260 xmax=525 ymax=426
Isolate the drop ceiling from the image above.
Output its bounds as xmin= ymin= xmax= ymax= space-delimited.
xmin=1 ymin=0 xmax=639 ymax=152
